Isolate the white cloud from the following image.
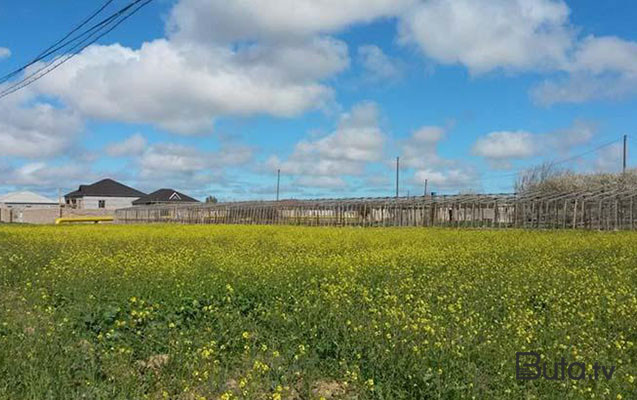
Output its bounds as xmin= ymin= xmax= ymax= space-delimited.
xmin=0 ymin=162 xmax=95 ymax=190
xmin=569 ymin=36 xmax=637 ymax=76
xmin=140 ymin=143 xmax=252 ymax=175
xmin=472 ymin=121 xmax=598 ymax=165
xmin=33 ymin=38 xmax=347 ymax=134
xmin=296 ymin=176 xmax=347 ymax=189
xmin=400 ymin=126 xmax=447 ymax=169
xmin=106 ymin=133 xmax=147 ymax=157
xmin=414 ymin=167 xmax=476 ymax=190
xmin=531 ymin=36 xmax=637 ymax=105
xmin=398 ymin=0 xmax=637 ymax=104
xmin=411 ymin=126 xmax=446 ymax=143
xmin=0 ymin=47 xmax=10 ymax=59
xmin=168 ymin=0 xmax=414 ymax=43
xmin=399 ymin=0 xmax=573 ymax=74
xmin=0 ymin=97 xmax=83 ymax=158
xmin=358 ymin=45 xmax=403 ymax=81
xmin=268 ymin=102 xmax=386 ymax=188
xmin=129 ymin=142 xmax=254 ymax=192
xmin=400 ymin=125 xmax=479 ymax=191
xmin=594 ymin=143 xmax=623 ymax=173
xmin=26 ymin=0 xmax=423 ymax=135
xmin=472 ymin=131 xmax=538 ymax=160
xmin=550 ymin=120 xmax=596 ymax=149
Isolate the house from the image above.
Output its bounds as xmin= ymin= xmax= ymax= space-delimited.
xmin=0 ymin=191 xmax=59 ymax=224
xmin=0 ymin=191 xmax=58 ymax=208
xmin=64 ymin=178 xmax=145 ymax=209
xmin=132 ymin=189 xmax=200 ymax=206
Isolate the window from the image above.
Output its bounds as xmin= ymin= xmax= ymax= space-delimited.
xmin=98 ymin=200 xmax=106 ymax=208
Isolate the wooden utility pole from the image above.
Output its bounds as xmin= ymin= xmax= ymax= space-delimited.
xmin=58 ymin=188 xmax=62 ymax=218
xmin=395 ymin=156 xmax=400 ymax=198
xmin=276 ymin=169 xmax=280 ymax=201
xmin=623 ymin=134 xmax=627 ymax=174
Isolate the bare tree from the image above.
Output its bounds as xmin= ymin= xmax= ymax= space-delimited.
xmin=515 ymin=162 xmax=567 ymax=194
xmin=516 ymin=162 xmax=637 ymax=194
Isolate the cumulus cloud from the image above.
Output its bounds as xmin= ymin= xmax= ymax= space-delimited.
xmin=0 ymin=162 xmax=96 ymax=190
xmin=532 ymin=36 xmax=637 ymax=105
xmin=399 ymin=0 xmax=573 ymax=74
xmin=414 ymin=167 xmax=477 ymax=190
xmin=594 ymin=143 xmax=623 ymax=173
xmin=106 ymin=133 xmax=147 ymax=157
xmin=400 ymin=126 xmax=448 ymax=169
xmin=399 ymin=125 xmax=478 ymax=191
xmin=296 ymin=176 xmax=347 ymax=189
xmin=397 ymin=0 xmax=637 ymax=104
xmin=472 ymin=121 xmax=598 ymax=166
xmin=0 ymin=97 xmax=83 ymax=158
xmin=23 ymin=0 xmax=422 ymax=135
xmin=168 ymin=0 xmax=415 ymax=43
xmin=550 ymin=120 xmax=596 ymax=149
xmin=33 ymin=38 xmax=347 ymax=134
xmin=267 ymin=102 xmax=386 ymax=188
xmin=358 ymin=45 xmax=403 ymax=82
xmin=472 ymin=131 xmax=538 ymax=161
xmin=101 ymin=141 xmax=253 ymax=193
xmin=0 ymin=47 xmax=10 ymax=59
xmin=139 ymin=142 xmax=253 ymax=180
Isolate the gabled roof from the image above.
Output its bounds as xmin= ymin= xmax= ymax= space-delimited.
xmin=65 ymin=179 xmax=145 ymax=198
xmin=132 ymin=189 xmax=200 ymax=205
xmin=0 ymin=191 xmax=57 ymax=204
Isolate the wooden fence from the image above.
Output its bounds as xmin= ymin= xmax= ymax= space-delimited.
xmin=115 ymin=187 xmax=637 ymax=230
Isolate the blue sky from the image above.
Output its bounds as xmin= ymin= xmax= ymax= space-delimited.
xmin=0 ymin=0 xmax=636 ymax=201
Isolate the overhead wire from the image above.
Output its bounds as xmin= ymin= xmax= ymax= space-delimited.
xmin=0 ymin=0 xmax=154 ymax=100
xmin=0 ymin=0 xmax=115 ymax=85
xmin=479 ymin=136 xmax=624 ymax=184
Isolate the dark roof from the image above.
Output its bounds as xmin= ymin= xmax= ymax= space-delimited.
xmin=65 ymin=179 xmax=145 ymax=198
xmin=132 ymin=189 xmax=200 ymax=205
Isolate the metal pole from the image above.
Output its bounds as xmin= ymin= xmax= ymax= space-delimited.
xmin=395 ymin=156 xmax=400 ymax=198
xmin=623 ymin=134 xmax=627 ymax=174
xmin=424 ymin=179 xmax=428 ymax=196
xmin=276 ymin=169 xmax=280 ymax=201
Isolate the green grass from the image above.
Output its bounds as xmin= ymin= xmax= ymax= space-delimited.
xmin=0 ymin=224 xmax=636 ymax=399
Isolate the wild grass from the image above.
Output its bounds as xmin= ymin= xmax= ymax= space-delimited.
xmin=0 ymin=225 xmax=636 ymax=399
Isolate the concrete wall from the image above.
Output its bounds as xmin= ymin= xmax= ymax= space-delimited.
xmin=79 ymin=196 xmax=139 ymax=210
xmin=0 ymin=207 xmax=114 ymax=224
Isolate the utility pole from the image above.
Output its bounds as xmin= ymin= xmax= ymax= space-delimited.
xmin=395 ymin=156 xmax=400 ymax=198
xmin=623 ymin=134 xmax=627 ymax=174
xmin=276 ymin=169 xmax=280 ymax=201
xmin=58 ymin=188 xmax=62 ymax=218
xmin=424 ymin=179 xmax=428 ymax=197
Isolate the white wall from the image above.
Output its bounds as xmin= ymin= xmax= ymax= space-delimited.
xmin=0 ymin=203 xmax=58 ymax=209
xmin=81 ymin=196 xmax=139 ymax=210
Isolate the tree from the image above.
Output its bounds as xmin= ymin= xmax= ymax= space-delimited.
xmin=205 ymin=196 xmax=218 ymax=204
xmin=515 ymin=162 xmax=566 ymax=194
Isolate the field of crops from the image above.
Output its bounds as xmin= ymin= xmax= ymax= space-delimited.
xmin=1 ymin=225 xmax=636 ymax=399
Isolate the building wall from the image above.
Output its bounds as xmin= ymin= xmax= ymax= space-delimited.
xmin=1 ymin=203 xmax=58 ymax=209
xmin=78 ymin=196 xmax=140 ymax=210
xmin=0 ymin=206 xmax=115 ymax=224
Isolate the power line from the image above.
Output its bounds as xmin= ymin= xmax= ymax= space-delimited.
xmin=0 ymin=0 xmax=115 ymax=85
xmin=0 ymin=0 xmax=151 ymax=98
xmin=0 ymin=0 xmax=154 ymax=100
xmin=551 ymin=137 xmax=621 ymax=167
xmin=479 ymin=136 xmax=623 ymax=183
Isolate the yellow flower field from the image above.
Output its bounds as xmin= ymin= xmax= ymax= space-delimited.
xmin=0 ymin=225 xmax=636 ymax=399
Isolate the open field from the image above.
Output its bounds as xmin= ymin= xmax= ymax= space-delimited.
xmin=1 ymin=225 xmax=636 ymax=399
